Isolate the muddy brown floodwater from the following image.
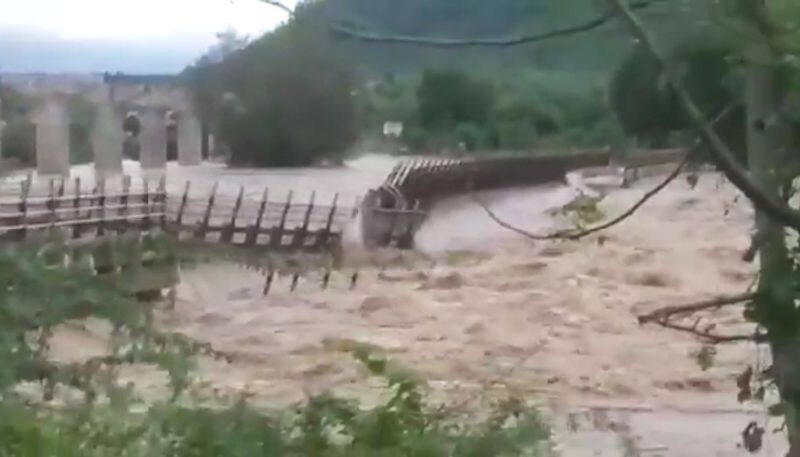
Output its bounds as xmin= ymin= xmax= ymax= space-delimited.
xmin=29 ymin=157 xmax=788 ymax=455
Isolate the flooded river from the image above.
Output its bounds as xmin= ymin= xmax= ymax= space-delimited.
xmin=5 ymin=155 xmax=787 ymax=455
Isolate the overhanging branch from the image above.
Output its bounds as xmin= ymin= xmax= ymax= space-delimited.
xmin=330 ymin=0 xmax=661 ymax=47
xmin=637 ymin=292 xmax=757 ymax=324
xmin=606 ymin=0 xmax=800 ymax=232
xmin=474 ymin=105 xmax=735 ymax=242
xmin=258 ymin=0 xmax=294 ymax=16
xmin=637 ymin=292 xmax=764 ymax=344
xmin=654 ymin=319 xmax=761 ymax=344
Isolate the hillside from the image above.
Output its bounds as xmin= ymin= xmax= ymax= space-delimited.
xmin=326 ymin=0 xmax=701 ymax=76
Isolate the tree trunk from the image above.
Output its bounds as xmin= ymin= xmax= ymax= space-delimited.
xmin=745 ymin=41 xmax=800 ymax=455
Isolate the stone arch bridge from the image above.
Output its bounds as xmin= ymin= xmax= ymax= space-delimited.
xmin=0 ymin=73 xmax=205 ymax=179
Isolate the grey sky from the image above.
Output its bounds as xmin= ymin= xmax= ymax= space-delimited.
xmin=0 ymin=0 xmax=294 ymax=73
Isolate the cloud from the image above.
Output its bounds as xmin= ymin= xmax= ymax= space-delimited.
xmin=0 ymin=0 xmax=294 ymax=73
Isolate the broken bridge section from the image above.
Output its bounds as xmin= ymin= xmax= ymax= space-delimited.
xmin=360 ymin=148 xmax=690 ymax=249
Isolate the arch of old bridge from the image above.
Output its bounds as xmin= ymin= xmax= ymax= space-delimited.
xmin=0 ymin=75 xmax=204 ymax=179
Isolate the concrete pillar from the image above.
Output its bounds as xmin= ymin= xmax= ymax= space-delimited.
xmin=0 ymin=120 xmax=6 ymax=161
xmin=33 ymin=99 xmax=70 ymax=176
xmin=91 ymin=93 xmax=124 ymax=178
xmin=139 ymin=108 xmax=167 ymax=170
xmin=177 ymin=111 xmax=202 ymax=166
xmin=0 ymin=95 xmax=4 ymax=160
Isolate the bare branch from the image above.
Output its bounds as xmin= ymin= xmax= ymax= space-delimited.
xmin=472 ymin=194 xmax=563 ymax=241
xmin=637 ymin=292 xmax=757 ymax=324
xmin=653 ymin=319 xmax=760 ymax=344
xmin=258 ymin=0 xmax=294 ymax=16
xmin=475 ymin=105 xmax=735 ymax=242
xmin=567 ymin=156 xmax=690 ymax=239
xmin=637 ymin=292 xmax=764 ymax=344
xmin=330 ymin=0 xmax=661 ymax=47
xmin=606 ymin=0 xmax=800 ymax=232
xmin=474 ymin=161 xmax=686 ymax=241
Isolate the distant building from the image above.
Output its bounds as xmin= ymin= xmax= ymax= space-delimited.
xmin=383 ymin=121 xmax=404 ymax=138
xmin=102 ymin=73 xmax=176 ymax=86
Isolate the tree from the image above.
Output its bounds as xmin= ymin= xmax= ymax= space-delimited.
xmin=606 ymin=1 xmax=800 ymax=454
xmin=187 ymin=2 xmax=357 ymax=167
xmin=417 ymin=69 xmax=494 ymax=130
xmin=0 ymin=85 xmax=36 ymax=166
xmin=314 ymin=0 xmax=800 ymax=452
xmin=609 ymin=36 xmax=752 ymax=163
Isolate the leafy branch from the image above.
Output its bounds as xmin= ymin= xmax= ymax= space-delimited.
xmin=606 ymin=0 xmax=800 ymax=233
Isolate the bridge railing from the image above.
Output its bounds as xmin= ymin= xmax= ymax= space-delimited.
xmin=0 ymin=176 xmax=356 ymax=252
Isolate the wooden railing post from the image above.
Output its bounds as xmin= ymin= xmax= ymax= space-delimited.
xmin=175 ymin=181 xmax=191 ymax=230
xmin=222 ymin=185 xmax=244 ymax=244
xmin=142 ymin=179 xmax=151 ymax=230
xmin=96 ymin=178 xmax=107 ymax=236
xmin=317 ymin=193 xmax=338 ymax=248
xmin=246 ymin=187 xmax=268 ymax=246
xmin=47 ymin=179 xmax=56 ymax=231
xmin=262 ymin=268 xmax=275 ymax=296
xmin=271 ymin=190 xmax=293 ymax=248
xmin=120 ymin=175 xmax=131 ymax=231
xmin=195 ymin=182 xmax=217 ymax=240
xmin=17 ymin=177 xmax=30 ymax=240
xmin=158 ymin=175 xmax=167 ymax=229
xmin=72 ymin=177 xmax=81 ymax=239
xmin=292 ymin=191 xmax=315 ymax=249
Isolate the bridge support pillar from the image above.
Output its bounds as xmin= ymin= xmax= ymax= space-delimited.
xmin=33 ymin=99 xmax=70 ymax=177
xmin=139 ymin=108 xmax=168 ymax=171
xmin=176 ymin=111 xmax=202 ymax=166
xmin=92 ymin=90 xmax=124 ymax=178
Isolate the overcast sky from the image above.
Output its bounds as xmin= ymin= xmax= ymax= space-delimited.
xmin=0 ymin=0 xmax=295 ymax=73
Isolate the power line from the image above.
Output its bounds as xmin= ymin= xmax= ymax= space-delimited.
xmin=329 ymin=0 xmax=662 ymax=47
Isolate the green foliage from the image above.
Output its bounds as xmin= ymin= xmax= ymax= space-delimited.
xmin=0 ymin=85 xmax=32 ymax=120
xmin=0 ymin=85 xmax=36 ymax=165
xmin=694 ymin=345 xmax=717 ymax=371
xmin=609 ymin=35 xmax=749 ymax=160
xmin=354 ymin=74 xmax=418 ymax=136
xmin=400 ymin=67 xmax=626 ymax=153
xmin=547 ymin=194 xmax=606 ymax=229
xmin=327 ymin=0 xmax=676 ymax=75
xmin=187 ymin=2 xmax=357 ymax=167
xmin=609 ymin=44 xmax=680 ymax=148
xmin=1 ymin=119 xmax=36 ymax=165
xmin=67 ymin=94 xmax=97 ymax=165
xmin=417 ymin=69 xmax=494 ymax=130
